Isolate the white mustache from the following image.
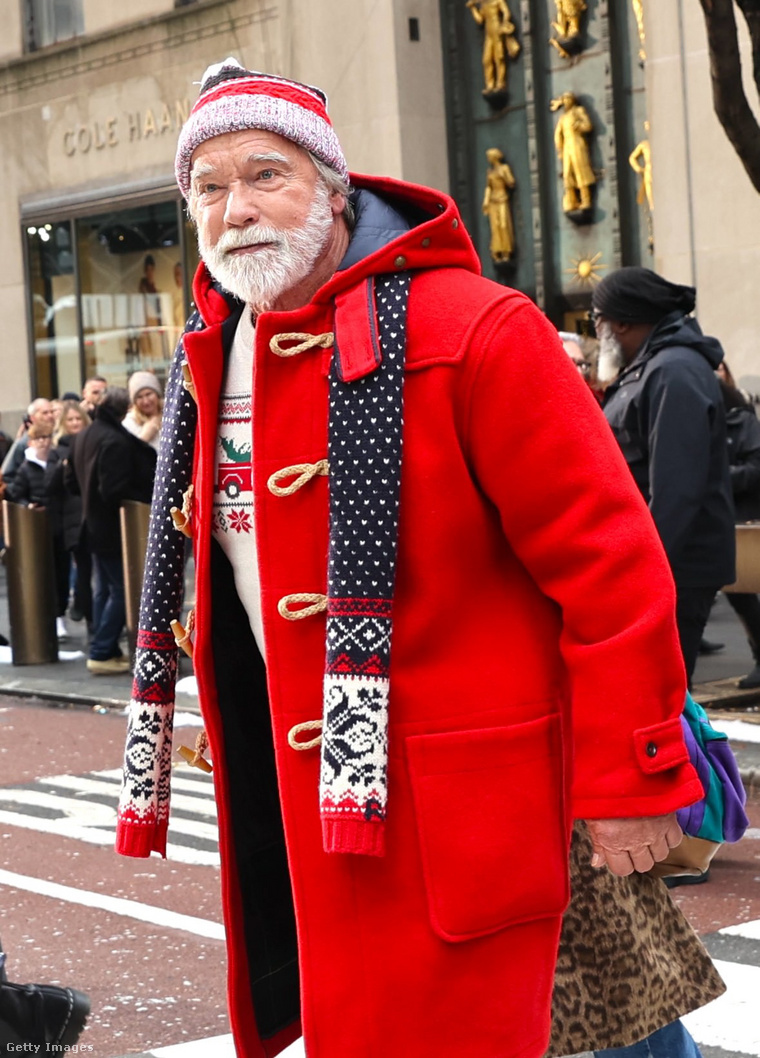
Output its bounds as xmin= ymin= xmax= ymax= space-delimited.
xmin=216 ymin=227 xmax=283 ymax=253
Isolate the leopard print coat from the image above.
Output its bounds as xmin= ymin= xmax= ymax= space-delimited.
xmin=547 ymin=822 xmax=725 ymax=1056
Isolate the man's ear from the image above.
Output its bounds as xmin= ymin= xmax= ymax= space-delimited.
xmin=329 ymin=192 xmax=346 ymax=217
xmin=609 ymin=320 xmax=629 ymax=339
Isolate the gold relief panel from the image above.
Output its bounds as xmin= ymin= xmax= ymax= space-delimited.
xmin=482 ymin=148 xmax=516 ymax=265
xmin=632 ymin=0 xmax=646 ymax=62
xmin=551 ymin=91 xmax=596 ymax=219
xmin=549 ymin=1 xmax=588 ymax=60
xmin=466 ymin=0 xmax=520 ymax=103
xmin=565 ymin=251 xmax=605 ymax=288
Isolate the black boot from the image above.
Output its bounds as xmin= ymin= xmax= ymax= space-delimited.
xmin=738 ymin=663 xmax=760 ymax=689
xmin=698 ymin=638 xmax=725 ymax=655
xmin=0 ymin=979 xmax=90 ymax=1047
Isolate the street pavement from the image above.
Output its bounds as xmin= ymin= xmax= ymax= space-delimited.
xmin=1 ymin=566 xmax=760 ymax=1057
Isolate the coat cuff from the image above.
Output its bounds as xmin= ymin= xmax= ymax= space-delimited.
xmin=573 ymin=767 xmax=704 ymax=822
xmin=322 ymin=818 xmax=385 ymax=856
xmin=633 ymin=717 xmax=690 ymax=774
xmin=115 ymin=818 xmax=168 ymax=859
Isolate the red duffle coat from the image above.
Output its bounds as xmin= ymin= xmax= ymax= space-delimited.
xmin=122 ymin=175 xmax=702 ymax=1058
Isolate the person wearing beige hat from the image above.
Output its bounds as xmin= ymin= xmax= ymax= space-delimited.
xmin=123 ymin=371 xmax=163 ymax=450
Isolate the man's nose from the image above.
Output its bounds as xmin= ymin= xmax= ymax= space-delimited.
xmin=223 ymin=184 xmax=260 ymax=227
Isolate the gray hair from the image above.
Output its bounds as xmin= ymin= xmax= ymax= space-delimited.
xmin=309 ymin=153 xmax=355 ymax=227
xmin=27 ymin=397 xmax=50 ymax=417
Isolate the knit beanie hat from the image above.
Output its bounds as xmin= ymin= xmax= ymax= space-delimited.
xmin=175 ymin=57 xmax=349 ymax=199
xmin=592 ymin=267 xmax=696 ymax=324
xmin=128 ymin=371 xmax=162 ymax=402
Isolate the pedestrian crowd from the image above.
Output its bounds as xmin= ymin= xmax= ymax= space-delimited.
xmin=0 ymin=373 xmax=160 ymax=672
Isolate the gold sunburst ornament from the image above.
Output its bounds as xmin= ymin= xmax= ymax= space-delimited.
xmin=565 ymin=251 xmax=604 ymax=286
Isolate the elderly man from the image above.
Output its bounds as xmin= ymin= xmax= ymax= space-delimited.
xmin=593 ymin=267 xmax=735 ymax=685
xmin=117 ymin=62 xmax=707 ymax=1058
xmin=0 ymin=398 xmax=56 ymax=488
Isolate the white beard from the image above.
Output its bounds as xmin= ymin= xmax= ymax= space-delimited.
xmin=596 ymin=322 xmax=626 ymax=384
xmin=198 ymin=181 xmax=335 ymax=314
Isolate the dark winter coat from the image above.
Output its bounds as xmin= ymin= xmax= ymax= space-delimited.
xmin=602 ymin=312 xmax=735 ymax=588
xmin=66 ymin=405 xmax=156 ymax=556
xmin=45 ymin=435 xmax=85 ymax=548
xmin=7 ymin=456 xmax=48 ymax=508
xmin=725 ymin=402 xmax=760 ymax=521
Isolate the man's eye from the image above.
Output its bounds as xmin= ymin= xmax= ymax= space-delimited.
xmin=202 ymin=183 xmax=219 ymax=194
xmin=259 ymin=169 xmax=275 ymax=180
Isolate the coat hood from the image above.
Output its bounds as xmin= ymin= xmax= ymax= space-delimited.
xmin=642 ymin=312 xmax=725 ymax=370
xmin=191 ymin=174 xmax=482 ymax=326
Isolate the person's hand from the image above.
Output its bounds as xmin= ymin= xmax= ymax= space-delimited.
xmin=142 ymin=416 xmax=161 ymax=443
xmin=584 ymin=814 xmax=683 ymax=876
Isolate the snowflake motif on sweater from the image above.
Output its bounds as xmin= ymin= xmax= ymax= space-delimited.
xmin=212 ymin=310 xmax=254 ymax=541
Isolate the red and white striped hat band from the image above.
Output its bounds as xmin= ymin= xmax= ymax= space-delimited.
xmin=175 ymin=60 xmax=349 ymax=199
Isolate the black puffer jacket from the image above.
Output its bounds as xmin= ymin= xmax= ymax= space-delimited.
xmin=45 ymin=434 xmax=85 ymax=548
xmin=725 ymin=401 xmax=760 ymax=521
xmin=602 ymin=311 xmax=735 ymax=588
xmin=65 ymin=403 xmax=156 ymax=556
xmin=6 ymin=456 xmax=47 ymax=508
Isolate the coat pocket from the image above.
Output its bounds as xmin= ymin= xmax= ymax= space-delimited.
xmin=406 ymin=714 xmax=569 ymax=943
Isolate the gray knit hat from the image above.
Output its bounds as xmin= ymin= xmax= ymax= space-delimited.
xmin=175 ymin=58 xmax=349 ymax=199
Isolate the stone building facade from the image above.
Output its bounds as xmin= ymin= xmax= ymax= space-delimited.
xmin=1 ymin=0 xmax=758 ymax=426
xmin=0 ymin=0 xmax=448 ymax=426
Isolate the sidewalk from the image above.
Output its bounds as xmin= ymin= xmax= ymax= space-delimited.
xmin=0 ymin=567 xmax=758 ymax=778
xmin=0 ymin=564 xmax=199 ymax=713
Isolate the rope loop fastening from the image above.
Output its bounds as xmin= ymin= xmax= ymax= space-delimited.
xmin=277 ymin=593 xmax=328 ymax=621
xmin=270 ymin=332 xmax=334 ymax=358
xmin=287 ymin=720 xmax=323 ymax=751
xmin=267 ymin=460 xmax=329 ymax=497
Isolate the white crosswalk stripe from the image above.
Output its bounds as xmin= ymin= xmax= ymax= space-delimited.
xmin=0 ymin=765 xmax=219 ymax=867
xmin=4 ymin=766 xmax=752 ymax=1058
xmin=681 ymin=915 xmax=760 ymax=1058
xmin=684 ymin=958 xmax=760 ymax=1056
xmin=110 ymin=917 xmax=760 ymax=1058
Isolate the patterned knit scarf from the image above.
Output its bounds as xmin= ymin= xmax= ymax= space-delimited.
xmin=117 ymin=273 xmax=409 ymax=860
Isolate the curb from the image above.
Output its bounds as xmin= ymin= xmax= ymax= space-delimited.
xmin=0 ymin=684 xmax=202 ymax=715
xmin=0 ymin=684 xmax=129 ymax=711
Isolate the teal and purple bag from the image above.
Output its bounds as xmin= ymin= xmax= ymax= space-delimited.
xmin=677 ymin=691 xmax=749 ymax=845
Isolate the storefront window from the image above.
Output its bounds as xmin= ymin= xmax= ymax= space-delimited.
xmin=27 ymin=221 xmax=80 ymax=398
xmin=26 ymin=198 xmax=198 ymax=398
xmin=76 ymin=201 xmax=184 ymax=390
xmin=25 ymin=0 xmax=84 ymax=51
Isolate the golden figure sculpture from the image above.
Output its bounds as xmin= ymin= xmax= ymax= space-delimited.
xmin=552 ymin=0 xmax=586 ymax=38
xmin=466 ymin=0 xmax=520 ymax=95
xmin=632 ymin=0 xmax=646 ymax=62
xmin=482 ymin=148 xmax=516 ymax=263
xmin=551 ymin=91 xmax=596 ymax=213
xmin=629 ymin=124 xmax=653 ymax=211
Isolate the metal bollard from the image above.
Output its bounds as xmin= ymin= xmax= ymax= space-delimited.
xmin=723 ymin=524 xmax=760 ymax=594
xmin=120 ymin=500 xmax=151 ymax=659
xmin=2 ymin=500 xmax=58 ymax=665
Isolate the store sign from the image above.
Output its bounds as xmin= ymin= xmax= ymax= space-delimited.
xmin=62 ymin=98 xmax=191 ymax=156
